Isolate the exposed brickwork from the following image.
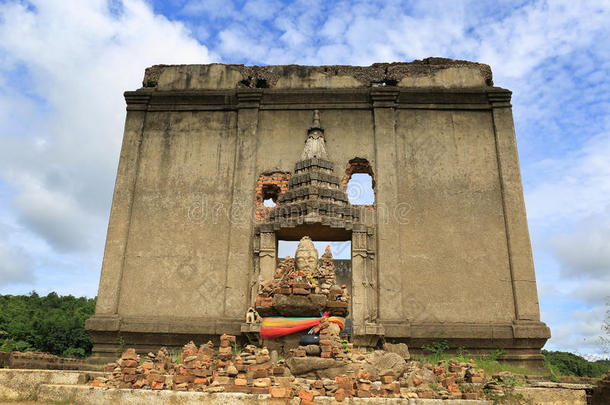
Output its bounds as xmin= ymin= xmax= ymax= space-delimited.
xmin=254 ymin=172 xmax=290 ymax=221
xmin=341 ymin=157 xmax=375 ymax=209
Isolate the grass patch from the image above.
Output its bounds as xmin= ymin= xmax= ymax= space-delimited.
xmin=412 ymin=352 xmax=552 ymax=378
xmin=475 ymin=357 xmax=550 ymax=377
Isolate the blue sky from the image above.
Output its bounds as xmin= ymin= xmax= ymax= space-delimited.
xmin=0 ymin=0 xmax=609 ymax=358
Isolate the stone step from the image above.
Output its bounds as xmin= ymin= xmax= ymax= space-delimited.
xmin=0 ymin=369 xmax=108 ymax=401
xmin=37 ymin=384 xmax=493 ymax=405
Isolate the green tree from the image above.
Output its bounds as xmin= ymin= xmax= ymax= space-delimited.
xmin=542 ymin=350 xmax=610 ymax=378
xmin=0 ymin=292 xmax=96 ymax=357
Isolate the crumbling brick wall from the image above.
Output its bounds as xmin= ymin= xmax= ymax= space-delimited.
xmin=255 ymin=172 xmax=290 ymax=220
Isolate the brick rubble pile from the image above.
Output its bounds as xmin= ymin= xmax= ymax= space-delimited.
xmin=91 ymin=338 xmax=502 ymax=401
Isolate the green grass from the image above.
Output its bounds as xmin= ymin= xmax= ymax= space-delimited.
xmin=170 ymin=352 xmax=182 ymax=364
xmin=412 ymin=352 xmax=552 ymax=378
xmin=413 ymin=342 xmax=555 ymax=379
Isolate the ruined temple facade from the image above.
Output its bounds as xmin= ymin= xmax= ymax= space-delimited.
xmin=86 ymin=59 xmax=550 ymax=367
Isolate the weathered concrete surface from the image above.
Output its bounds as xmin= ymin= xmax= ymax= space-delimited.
xmin=514 ymin=386 xmax=588 ymax=405
xmin=143 ymin=59 xmax=493 ymax=90
xmin=38 ymin=384 xmax=493 ymax=405
xmin=87 ymin=60 xmax=549 ymax=367
xmin=0 ymin=369 xmax=104 ymax=400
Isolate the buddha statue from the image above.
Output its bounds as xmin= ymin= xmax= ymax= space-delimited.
xmin=294 ymin=236 xmax=319 ymax=275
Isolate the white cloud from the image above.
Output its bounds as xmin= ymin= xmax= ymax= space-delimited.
xmin=179 ymin=0 xmax=235 ymax=18
xmin=0 ymin=0 xmax=213 ymax=290
xmin=242 ymin=0 xmax=282 ymax=21
xmin=548 ymin=210 xmax=610 ymax=279
xmin=0 ymin=234 xmax=33 ymax=286
xmin=545 ymin=306 xmax=608 ymax=356
xmin=526 ymin=133 xmax=610 ymax=223
xmin=526 ymin=131 xmax=610 ymax=354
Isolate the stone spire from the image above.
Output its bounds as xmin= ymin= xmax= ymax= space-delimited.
xmin=301 ymin=110 xmax=327 ymax=160
xmin=261 ymin=110 xmax=360 ymax=230
xmin=309 ymin=110 xmax=323 ymax=132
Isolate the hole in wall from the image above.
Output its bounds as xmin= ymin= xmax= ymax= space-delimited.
xmin=255 ymin=172 xmax=290 ymax=221
xmin=371 ymin=78 xmax=397 ymax=87
xmin=343 ymin=158 xmax=375 ymax=205
xmin=346 ymin=173 xmax=375 ymax=205
xmin=383 ymin=78 xmax=398 ymax=86
xmin=255 ymin=79 xmax=268 ymax=88
xmin=262 ymin=183 xmax=281 ymax=206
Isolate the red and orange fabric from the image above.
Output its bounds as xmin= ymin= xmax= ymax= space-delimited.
xmin=260 ymin=313 xmax=345 ymax=340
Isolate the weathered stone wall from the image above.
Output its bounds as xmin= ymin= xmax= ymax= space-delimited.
xmin=0 ymin=352 xmax=90 ymax=371
xmin=87 ymin=59 xmax=549 ymax=365
xmin=333 ymin=260 xmax=351 ymax=294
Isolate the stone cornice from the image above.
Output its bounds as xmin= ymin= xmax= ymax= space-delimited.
xmin=124 ymin=87 xmax=511 ymax=112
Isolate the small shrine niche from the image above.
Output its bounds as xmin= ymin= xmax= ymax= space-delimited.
xmin=256 ymin=238 xmax=349 ymax=318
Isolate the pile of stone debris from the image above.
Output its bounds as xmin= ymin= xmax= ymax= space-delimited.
xmin=290 ymin=316 xmax=349 ymax=360
xmin=90 ymin=337 xmax=513 ymax=401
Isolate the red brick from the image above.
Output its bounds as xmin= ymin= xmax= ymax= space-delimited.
xmin=151 ymin=381 xmax=164 ymax=390
xmin=123 ymin=374 xmax=137 ymax=382
xmin=194 ymin=377 xmax=208 ymax=385
xmin=299 ymin=389 xmax=315 ymax=401
xmin=357 ymin=371 xmax=371 ymax=380
xmin=334 ymin=388 xmax=346 ymax=402
xmin=122 ymin=367 xmax=137 ymax=375
xmin=234 ymin=378 xmax=248 ymax=386
xmin=442 ymin=376 xmax=455 ymax=388
xmin=447 ymin=383 xmax=460 ymax=393
xmin=381 ymin=375 xmax=393 ymax=384
xmin=270 ymin=387 xmax=291 ymax=398
xmin=357 ymin=389 xmax=371 ymax=398
xmin=174 ymin=375 xmax=193 ymax=384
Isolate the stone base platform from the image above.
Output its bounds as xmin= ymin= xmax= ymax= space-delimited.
xmin=39 ymin=385 xmax=492 ymax=405
xmin=1 ymin=369 xmax=597 ymax=405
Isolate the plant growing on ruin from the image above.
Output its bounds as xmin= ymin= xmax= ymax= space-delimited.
xmin=456 ymin=346 xmax=470 ymax=362
xmin=232 ymin=343 xmax=243 ymax=355
xmin=429 ymin=382 xmax=442 ymax=391
xmin=170 ymin=351 xmax=181 ymax=364
xmin=499 ymin=375 xmax=525 ymax=387
xmin=487 ymin=348 xmax=506 ymax=361
xmin=421 ymin=339 xmax=449 ymax=362
xmin=116 ymin=334 xmax=125 ymax=357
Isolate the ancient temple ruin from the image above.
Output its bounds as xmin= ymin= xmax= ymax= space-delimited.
xmin=86 ymin=59 xmax=550 ymax=368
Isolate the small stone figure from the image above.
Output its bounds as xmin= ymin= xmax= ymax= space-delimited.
xmin=246 ymin=307 xmax=261 ymax=324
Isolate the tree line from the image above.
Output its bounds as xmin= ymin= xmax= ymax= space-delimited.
xmin=0 ymin=292 xmax=95 ymax=358
xmin=543 ymin=350 xmax=609 ymax=378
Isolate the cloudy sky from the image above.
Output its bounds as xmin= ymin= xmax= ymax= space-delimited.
xmin=1 ymin=0 xmax=609 ymax=357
